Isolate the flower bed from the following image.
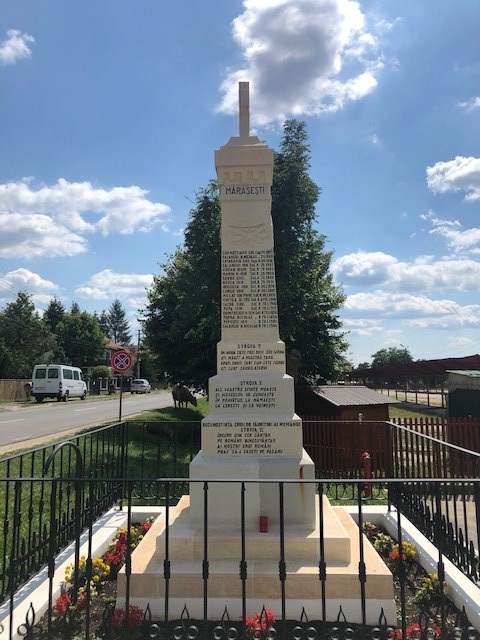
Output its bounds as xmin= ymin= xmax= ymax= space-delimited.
xmin=36 ymin=519 xmax=154 ymax=639
xmin=362 ymin=522 xmax=472 ymax=639
xmin=31 ymin=517 xmax=477 ymax=640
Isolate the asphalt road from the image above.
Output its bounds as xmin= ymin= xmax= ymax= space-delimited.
xmin=0 ymin=390 xmax=173 ymax=453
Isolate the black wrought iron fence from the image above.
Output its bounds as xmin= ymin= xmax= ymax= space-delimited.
xmin=0 ymin=420 xmax=201 ymax=486
xmin=0 ymin=478 xmax=478 ymax=640
xmin=1 ymin=418 xmax=480 ymax=635
xmin=0 ymin=421 xmax=200 ymax=604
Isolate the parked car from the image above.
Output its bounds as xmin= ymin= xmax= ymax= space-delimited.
xmin=130 ymin=379 xmax=151 ymax=394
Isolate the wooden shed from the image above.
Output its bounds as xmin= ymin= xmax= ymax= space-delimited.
xmin=295 ymin=384 xmax=399 ymax=421
xmin=297 ymin=385 xmax=399 ymax=477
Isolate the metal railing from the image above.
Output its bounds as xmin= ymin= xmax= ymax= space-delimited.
xmin=2 ymin=419 xmax=480 ymax=600
xmin=0 ymin=421 xmax=200 ymax=604
xmin=0 ymin=477 xmax=478 ymax=640
xmin=0 ymin=419 xmax=479 ymax=639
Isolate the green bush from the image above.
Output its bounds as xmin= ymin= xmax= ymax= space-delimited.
xmin=90 ymin=365 xmax=113 ymax=380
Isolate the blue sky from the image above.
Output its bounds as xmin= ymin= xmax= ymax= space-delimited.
xmin=1 ymin=0 xmax=480 ymax=368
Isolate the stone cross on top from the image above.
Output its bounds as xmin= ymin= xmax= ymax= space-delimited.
xmin=239 ymin=81 xmax=250 ymax=138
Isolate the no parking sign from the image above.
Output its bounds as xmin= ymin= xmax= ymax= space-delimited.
xmin=111 ymin=350 xmax=133 ymax=373
xmin=111 ymin=350 xmax=132 ymax=421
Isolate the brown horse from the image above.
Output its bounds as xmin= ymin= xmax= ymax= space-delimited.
xmin=172 ymin=384 xmax=197 ymax=408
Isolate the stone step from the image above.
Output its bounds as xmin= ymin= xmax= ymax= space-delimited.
xmin=118 ymin=495 xmax=396 ymax=624
xmin=156 ymin=494 xmax=351 ymax=563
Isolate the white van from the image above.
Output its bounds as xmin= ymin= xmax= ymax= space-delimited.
xmin=31 ymin=364 xmax=87 ymax=402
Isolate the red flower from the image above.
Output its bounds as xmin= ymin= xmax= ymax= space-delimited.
xmin=111 ymin=605 xmax=144 ymax=630
xmin=104 ymin=545 xmax=126 ymax=567
xmin=55 ymin=592 xmax=71 ymax=616
xmin=126 ymin=605 xmax=144 ymax=628
xmin=389 ymin=549 xmax=407 ymax=562
xmin=111 ymin=608 xmax=123 ymax=628
xmin=406 ymin=623 xmax=422 ymax=639
xmin=245 ymin=608 xmax=276 ymax=637
xmin=245 ymin=616 xmax=257 ymax=629
xmin=76 ymin=590 xmax=89 ymax=611
xmin=263 ymin=609 xmax=275 ymax=627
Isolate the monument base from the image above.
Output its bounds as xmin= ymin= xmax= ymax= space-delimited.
xmin=189 ymin=449 xmax=317 ymax=528
xmin=118 ymin=495 xmax=396 ymax=626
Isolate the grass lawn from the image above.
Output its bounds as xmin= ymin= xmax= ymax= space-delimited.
xmin=137 ymin=397 xmax=436 ymax=422
xmin=389 ymin=402 xmax=446 ymax=420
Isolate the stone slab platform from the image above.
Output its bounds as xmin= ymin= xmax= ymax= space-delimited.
xmin=117 ymin=495 xmax=396 ymax=624
xmin=154 ymin=494 xmax=350 ymax=563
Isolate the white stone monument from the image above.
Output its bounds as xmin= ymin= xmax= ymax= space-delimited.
xmin=119 ymin=83 xmax=396 ymax=625
xmin=189 ymin=81 xmax=316 ymax=529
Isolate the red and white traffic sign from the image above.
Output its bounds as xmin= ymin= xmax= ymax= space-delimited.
xmin=111 ymin=350 xmax=133 ymax=373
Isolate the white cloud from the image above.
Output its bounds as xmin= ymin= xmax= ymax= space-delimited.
xmin=426 ymin=156 xmax=480 ymax=201
xmin=0 ymin=178 xmax=171 ymax=259
xmin=332 ymin=251 xmax=397 ymax=285
xmin=446 ymin=336 xmax=477 ymax=351
xmin=343 ymin=290 xmax=480 ymax=330
xmin=0 ymin=268 xmax=57 ymax=308
xmin=457 ymin=96 xmax=480 ymax=111
xmin=420 ymin=211 xmax=480 ymax=254
xmin=333 ymin=249 xmax=480 ymax=291
xmin=217 ymin=0 xmax=387 ymax=126
xmin=75 ymin=269 xmax=154 ymax=308
xmin=0 ymin=29 xmax=34 ymax=66
xmin=0 ymin=268 xmax=56 ymax=295
xmin=345 ymin=291 xmax=457 ymax=316
xmin=342 ymin=317 xmax=381 ymax=336
xmin=0 ymin=212 xmax=88 ymax=259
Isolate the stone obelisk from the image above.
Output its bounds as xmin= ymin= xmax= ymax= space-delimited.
xmin=121 ymin=84 xmax=396 ymax=625
xmin=189 ymin=82 xmax=316 ymax=528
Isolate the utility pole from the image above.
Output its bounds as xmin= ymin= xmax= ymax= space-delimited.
xmin=137 ymin=328 xmax=141 ymax=378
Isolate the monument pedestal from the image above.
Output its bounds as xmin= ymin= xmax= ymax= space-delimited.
xmin=189 ymin=450 xmax=316 ymax=528
xmin=118 ymin=494 xmax=396 ymax=624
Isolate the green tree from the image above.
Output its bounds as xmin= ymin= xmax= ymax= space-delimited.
xmin=102 ymin=299 xmax=132 ymax=345
xmin=371 ymin=346 xmax=413 ymax=368
xmin=97 ymin=310 xmax=110 ymax=336
xmin=0 ymin=292 xmax=54 ymax=378
xmin=56 ymin=310 xmax=108 ymax=367
xmin=144 ymin=181 xmax=221 ymax=388
xmin=143 ymin=121 xmax=347 ymax=389
xmin=357 ymin=362 xmax=371 ymax=370
xmin=44 ymin=297 xmax=66 ymax=332
xmin=271 ymin=120 xmax=347 ymax=383
xmin=43 ymin=297 xmax=68 ymax=362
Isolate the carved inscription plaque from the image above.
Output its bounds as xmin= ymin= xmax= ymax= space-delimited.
xmin=222 ymin=249 xmax=278 ymax=330
xmin=218 ymin=341 xmax=284 ymax=373
xmin=201 ymin=419 xmax=301 ymax=457
xmin=214 ymin=379 xmax=277 ymax=411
